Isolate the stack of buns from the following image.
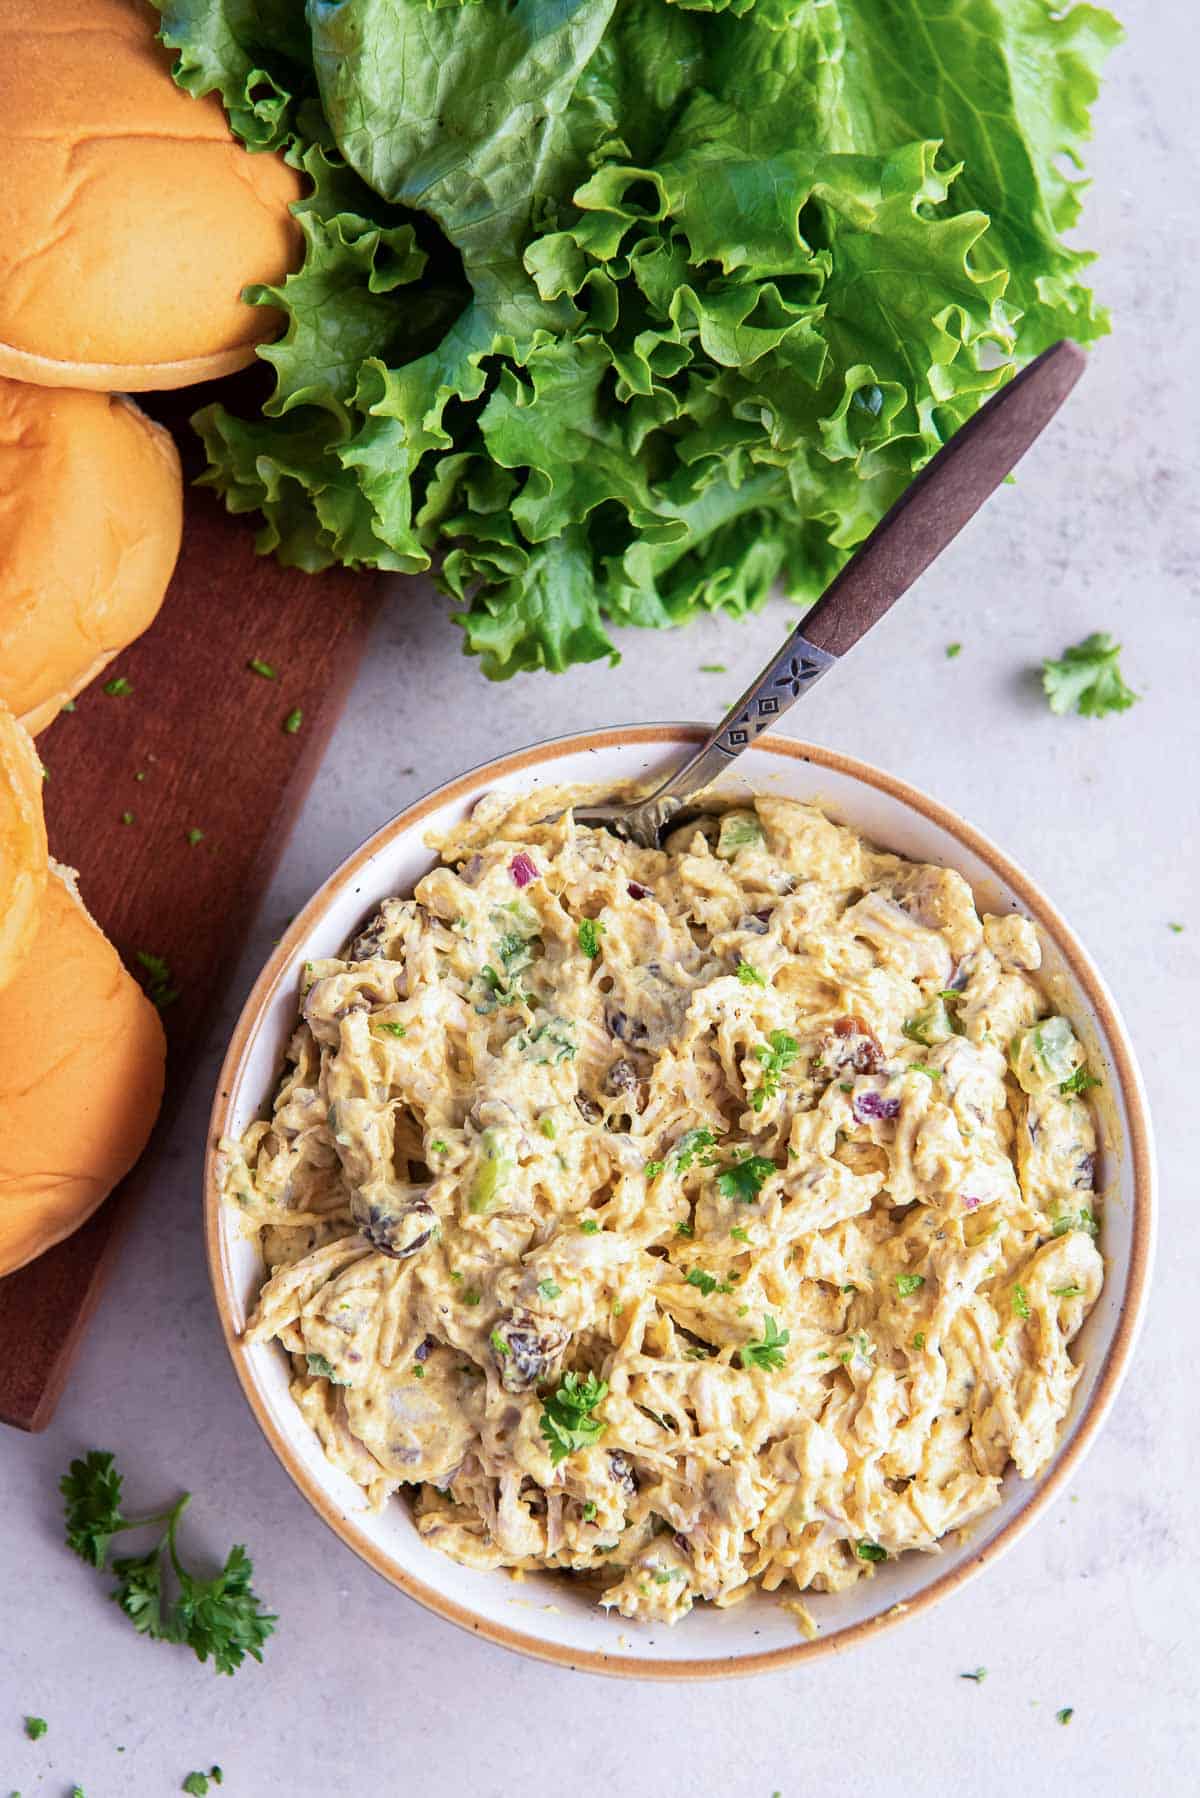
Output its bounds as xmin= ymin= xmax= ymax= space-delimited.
xmin=0 ymin=0 xmax=302 ymax=1273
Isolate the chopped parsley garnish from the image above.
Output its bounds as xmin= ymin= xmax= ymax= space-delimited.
xmin=489 ymin=1328 xmax=510 ymax=1358
xmin=730 ymin=1226 xmax=750 ymax=1244
xmin=1051 ymin=1284 xmax=1084 ymax=1299
xmin=700 ymin=663 xmax=727 ymax=673
xmin=908 ymin=1062 xmax=940 ymax=1079
xmin=374 ymin=1020 xmax=407 ymax=1037
xmin=247 ymin=658 xmax=278 ymax=680
xmin=60 ymin=1450 xmax=275 ymax=1674
xmin=716 ymin=1155 xmax=775 ymax=1204
xmin=1169 ymin=921 xmax=1185 ymax=934
xmin=577 ymin=917 xmax=606 ymax=959
xmin=675 ymin=1219 xmax=695 ymax=1238
xmin=305 ymin=1353 xmax=349 ymax=1385
xmin=582 ymin=1501 xmax=597 ymax=1522
xmin=539 ymin=1372 xmax=608 ymax=1464
xmin=1042 ymin=631 xmax=1138 ymax=719
xmin=463 ymin=1289 xmax=481 ymax=1306
xmin=103 ymin=675 xmax=133 ymax=697
xmin=24 ymin=1717 xmax=47 ymax=1740
xmin=282 ymin=707 xmax=303 ymax=734
xmin=412 ymin=1364 xmax=425 ymax=1378
xmin=1012 ymin=1284 xmax=1031 ymax=1319
xmin=121 ymin=811 xmax=135 ymax=825
xmin=186 ymin=828 xmax=205 ymax=847
xmin=539 ymin=1116 xmax=557 ymax=1140
xmin=750 ymin=1030 xmax=799 ymax=1110
xmin=894 ymin=1273 xmax=926 ymax=1297
xmin=183 ymin=1772 xmax=224 ymax=1796
xmin=960 ymin=1666 xmax=987 ymax=1683
xmin=536 ymin=1279 xmax=561 ymax=1302
xmin=644 ymin=1160 xmax=665 ymax=1180
xmin=855 ymin=1539 xmax=887 ymax=1563
xmin=736 ymin=960 xmax=766 ymax=987
xmin=945 ymin=641 xmax=963 ymax=659
xmin=912 ymin=1332 xmax=926 ymax=1350
xmin=135 ymin=950 xmax=179 ymax=1011
xmin=61 ymin=698 xmax=76 ymax=712
xmin=673 ymin=1127 xmax=718 ymax=1171
xmin=1056 ymin=1707 xmax=1074 ymax=1726
xmin=578 ymin=1219 xmax=600 ymax=1235
xmin=1059 ymin=1065 xmax=1101 ymax=1095
xmin=739 ymin=1316 xmax=789 ymax=1372
xmin=685 ymin=1268 xmax=720 ymax=1296
xmin=1051 ymin=1207 xmax=1099 ymax=1239
xmin=429 ymin=1139 xmax=448 ymax=1154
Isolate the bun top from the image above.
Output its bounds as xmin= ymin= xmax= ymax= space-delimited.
xmin=0 ymin=380 xmax=183 ymax=733
xmin=0 ymin=703 xmax=48 ymax=993
xmin=0 ymin=0 xmax=303 ymax=390
xmin=0 ymin=861 xmax=165 ymax=1277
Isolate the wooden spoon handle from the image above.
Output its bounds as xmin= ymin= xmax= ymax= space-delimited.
xmin=801 ymin=340 xmax=1086 ymax=656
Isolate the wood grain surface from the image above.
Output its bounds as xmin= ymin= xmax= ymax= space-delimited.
xmin=0 ymin=376 xmax=381 ymax=1430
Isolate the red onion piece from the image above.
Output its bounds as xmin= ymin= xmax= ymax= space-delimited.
xmin=509 ymin=852 xmax=537 ymax=888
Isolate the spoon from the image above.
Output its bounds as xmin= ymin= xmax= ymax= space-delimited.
xmin=565 ymin=339 xmax=1086 ymax=847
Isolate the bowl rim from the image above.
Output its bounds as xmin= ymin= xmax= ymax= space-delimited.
xmin=205 ymin=723 xmax=1155 ymax=1680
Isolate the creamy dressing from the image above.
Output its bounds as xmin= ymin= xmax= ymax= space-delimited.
xmin=222 ymin=792 xmax=1103 ymax=1624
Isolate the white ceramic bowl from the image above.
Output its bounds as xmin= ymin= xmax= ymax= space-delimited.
xmin=206 ymin=726 xmax=1155 ymax=1678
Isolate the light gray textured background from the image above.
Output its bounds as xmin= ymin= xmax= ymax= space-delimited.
xmin=4 ymin=6 xmax=1197 ymax=1793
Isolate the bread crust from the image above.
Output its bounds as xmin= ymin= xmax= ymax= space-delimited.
xmin=0 ymin=382 xmax=183 ymax=731
xmin=0 ymin=703 xmax=48 ymax=993
xmin=0 ymin=0 xmax=302 ymax=385
xmin=0 ymin=861 xmax=165 ymax=1277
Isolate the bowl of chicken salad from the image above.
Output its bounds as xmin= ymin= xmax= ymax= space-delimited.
xmin=206 ymin=724 xmax=1154 ymax=1678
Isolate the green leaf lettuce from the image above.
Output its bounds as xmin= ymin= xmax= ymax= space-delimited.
xmin=154 ymin=0 xmax=1120 ymax=676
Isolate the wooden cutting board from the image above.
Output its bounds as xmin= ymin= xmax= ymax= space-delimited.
xmin=0 ymin=374 xmax=382 ymax=1430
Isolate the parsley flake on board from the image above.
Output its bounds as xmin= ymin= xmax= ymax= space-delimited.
xmin=1056 ymin=1707 xmax=1075 ymax=1726
xmin=1042 ymin=632 xmax=1138 ymax=718
xmin=135 ymin=951 xmax=179 ymax=1011
xmin=103 ymin=675 xmax=133 ymax=697
xmin=247 ymin=657 xmax=278 ymax=679
xmin=186 ymin=828 xmax=205 ymax=847
xmin=739 ymin=1316 xmax=789 ymax=1372
xmin=717 ymin=1155 xmax=775 ymax=1204
xmin=59 ymin=1451 xmax=275 ymax=1675
xmin=960 ymin=1666 xmax=987 ymax=1683
xmin=539 ymin=1372 xmax=608 ymax=1464
xmin=282 ymin=707 xmax=303 ymax=734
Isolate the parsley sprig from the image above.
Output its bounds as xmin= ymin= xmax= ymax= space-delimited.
xmin=1042 ymin=631 xmax=1139 ymax=719
xmin=60 ymin=1451 xmax=275 ymax=1676
xmin=717 ymin=1154 xmax=776 ymax=1203
xmin=539 ymin=1372 xmax=608 ymax=1465
xmin=739 ymin=1316 xmax=790 ymax=1371
xmin=750 ymin=1030 xmax=799 ymax=1111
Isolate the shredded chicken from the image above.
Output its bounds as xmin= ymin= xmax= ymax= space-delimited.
xmin=222 ymin=792 xmax=1104 ymax=1623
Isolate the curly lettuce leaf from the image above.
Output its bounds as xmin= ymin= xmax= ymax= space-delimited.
xmin=159 ymin=0 xmax=1120 ymax=677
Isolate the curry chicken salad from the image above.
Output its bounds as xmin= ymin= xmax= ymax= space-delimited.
xmin=222 ymin=791 xmax=1104 ymax=1625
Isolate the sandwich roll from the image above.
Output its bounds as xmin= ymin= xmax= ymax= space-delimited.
xmin=0 ymin=702 xmax=48 ymax=993
xmin=0 ymin=0 xmax=303 ymax=390
xmin=0 ymin=861 xmax=165 ymax=1278
xmin=0 ymin=380 xmax=183 ymax=733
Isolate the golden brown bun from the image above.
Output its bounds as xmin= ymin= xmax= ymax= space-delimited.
xmin=0 ymin=0 xmax=302 ymax=390
xmin=0 ymin=861 xmax=165 ymax=1277
xmin=0 ymin=702 xmax=48 ymax=993
xmin=0 ymin=381 xmax=183 ymax=733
